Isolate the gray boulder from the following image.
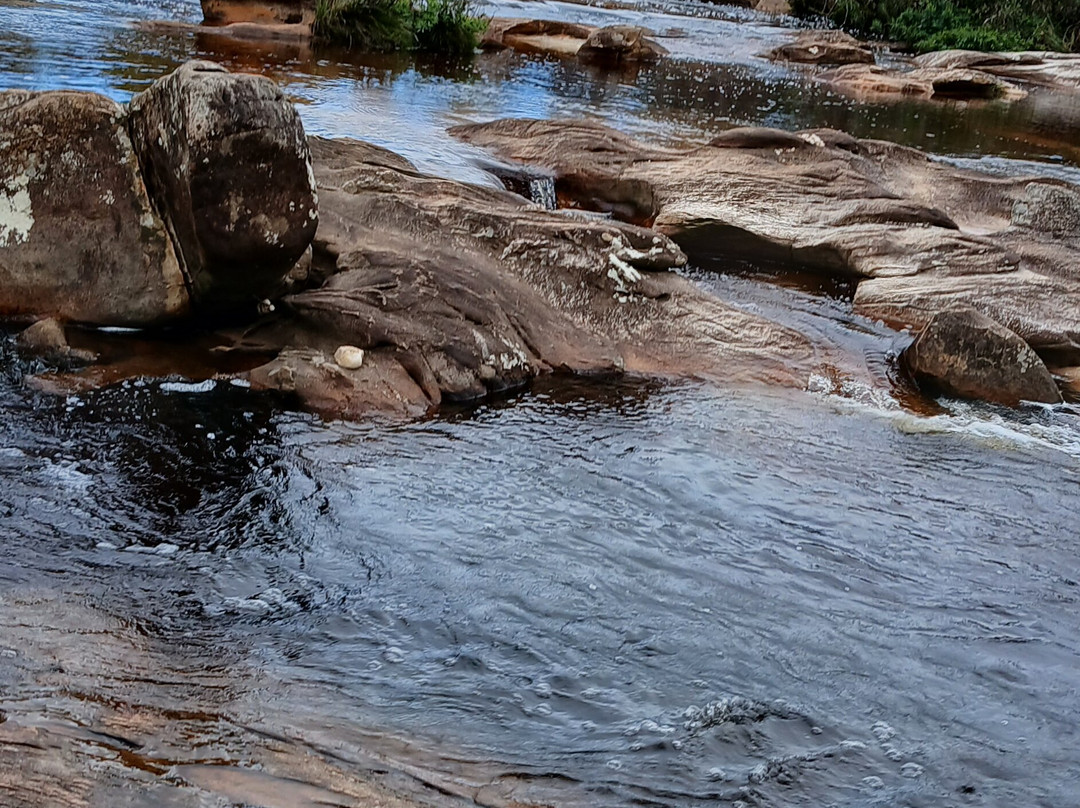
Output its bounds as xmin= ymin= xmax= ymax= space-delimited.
xmin=0 ymin=90 xmax=187 ymax=325
xmin=128 ymin=61 xmax=318 ymax=312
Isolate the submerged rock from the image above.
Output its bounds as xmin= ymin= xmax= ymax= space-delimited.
xmin=15 ymin=318 xmax=97 ymax=367
xmin=237 ymin=136 xmax=816 ymax=416
xmin=0 ymin=90 xmax=187 ymax=325
xmin=451 ymin=117 xmax=1080 ymax=396
xmin=128 ymin=61 xmax=318 ymax=313
xmin=764 ymin=31 xmax=874 ymax=66
xmin=903 ymin=308 xmax=1062 ymax=406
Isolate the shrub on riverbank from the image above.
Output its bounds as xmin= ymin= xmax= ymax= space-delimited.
xmin=789 ymin=0 xmax=1080 ymax=53
xmin=313 ymin=0 xmax=487 ymax=55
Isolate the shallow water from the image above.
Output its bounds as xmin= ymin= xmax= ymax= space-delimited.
xmin=2 ymin=1 xmax=1080 ymax=806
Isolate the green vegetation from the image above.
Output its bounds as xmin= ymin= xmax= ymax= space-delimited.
xmin=313 ymin=0 xmax=487 ymax=56
xmin=789 ymin=0 xmax=1080 ymax=53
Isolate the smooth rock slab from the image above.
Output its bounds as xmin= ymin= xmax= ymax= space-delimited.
xmin=0 ymin=91 xmax=187 ymax=325
xmin=128 ymin=61 xmax=318 ymax=312
xmin=903 ymin=308 xmax=1062 ymax=405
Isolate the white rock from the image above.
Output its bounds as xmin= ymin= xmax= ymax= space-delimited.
xmin=334 ymin=345 xmax=365 ymax=370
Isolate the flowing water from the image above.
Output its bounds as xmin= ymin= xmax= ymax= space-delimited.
xmin=1 ymin=1 xmax=1080 ymax=807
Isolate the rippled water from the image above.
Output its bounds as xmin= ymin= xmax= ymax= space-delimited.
xmin=3 ymin=1 xmax=1080 ymax=806
xmin=2 ymin=338 xmax=1079 ymax=806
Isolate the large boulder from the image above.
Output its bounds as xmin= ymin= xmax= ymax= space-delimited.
xmin=128 ymin=61 xmax=318 ymax=313
xmin=238 ymin=137 xmax=817 ymax=416
xmin=915 ymin=49 xmax=1080 ymax=90
xmin=902 ymin=308 xmax=1062 ymax=406
xmin=0 ymin=91 xmax=187 ymax=325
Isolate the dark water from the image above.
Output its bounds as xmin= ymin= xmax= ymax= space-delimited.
xmin=2 ymin=1 xmax=1080 ymax=806
xmin=2 ymin=333 xmax=1080 ymax=806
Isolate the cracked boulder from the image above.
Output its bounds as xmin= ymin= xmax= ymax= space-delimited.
xmin=0 ymin=90 xmax=187 ymax=325
xmin=238 ymin=137 xmax=816 ymax=417
xmin=128 ymin=61 xmax=318 ymax=314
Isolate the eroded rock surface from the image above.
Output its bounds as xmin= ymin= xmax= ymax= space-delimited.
xmin=239 ymin=137 xmax=816 ymax=416
xmin=902 ymin=308 xmax=1062 ymax=405
xmin=915 ymin=49 xmax=1080 ymax=89
xmin=764 ymin=31 xmax=874 ymax=65
xmin=0 ymin=90 xmax=187 ymax=325
xmin=451 ymin=117 xmax=1080 ymax=376
xmin=128 ymin=61 xmax=318 ymax=313
xmin=819 ymin=63 xmax=1025 ymax=101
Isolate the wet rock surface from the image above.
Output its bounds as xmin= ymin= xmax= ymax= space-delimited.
xmin=15 ymin=318 xmax=97 ymax=367
xmin=239 ymin=136 xmax=816 ymax=415
xmin=902 ymin=308 xmax=1062 ymax=405
xmin=0 ymin=91 xmax=187 ymax=326
xmin=452 ymin=117 xmax=1080 ymax=399
xmin=128 ymin=61 xmax=318 ymax=313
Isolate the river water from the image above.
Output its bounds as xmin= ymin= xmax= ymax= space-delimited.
xmin=1 ymin=1 xmax=1079 ymax=807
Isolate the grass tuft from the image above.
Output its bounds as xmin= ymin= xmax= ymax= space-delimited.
xmin=314 ymin=0 xmax=487 ymax=56
xmin=789 ymin=0 xmax=1080 ymax=53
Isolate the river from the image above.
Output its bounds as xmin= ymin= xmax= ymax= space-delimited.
xmin=1 ymin=1 xmax=1079 ymax=806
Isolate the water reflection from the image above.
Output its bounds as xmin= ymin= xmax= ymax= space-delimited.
xmin=2 ymin=0 xmax=1078 ymax=186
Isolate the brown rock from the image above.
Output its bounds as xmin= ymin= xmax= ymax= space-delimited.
xmin=0 ymin=90 xmax=187 ymax=325
xmin=903 ymin=308 xmax=1062 ymax=406
xmin=915 ymin=49 xmax=1080 ymax=89
xmin=128 ymin=61 xmax=318 ymax=313
xmin=480 ymin=18 xmax=666 ymax=62
xmin=15 ymin=318 xmax=97 ymax=366
xmin=819 ymin=63 xmax=1025 ymax=101
xmin=450 ymin=118 xmax=1080 ymax=366
xmin=481 ymin=19 xmax=593 ymax=55
xmin=578 ymin=26 xmax=668 ymax=64
xmin=241 ymin=136 xmax=817 ymax=416
xmin=765 ymin=31 xmax=874 ymax=65
xmin=200 ymin=0 xmax=314 ymax=26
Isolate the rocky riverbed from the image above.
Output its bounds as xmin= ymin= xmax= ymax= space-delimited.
xmin=2 ymin=1 xmax=1080 ymax=807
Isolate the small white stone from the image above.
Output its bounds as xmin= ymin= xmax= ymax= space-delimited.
xmin=334 ymin=345 xmax=365 ymax=370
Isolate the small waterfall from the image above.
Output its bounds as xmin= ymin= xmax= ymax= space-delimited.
xmin=528 ymin=177 xmax=557 ymax=211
